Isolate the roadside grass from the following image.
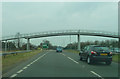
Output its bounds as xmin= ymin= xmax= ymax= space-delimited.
xmin=2 ymin=50 xmax=42 ymax=73
xmin=112 ymin=54 xmax=120 ymax=63
xmin=65 ymin=49 xmax=120 ymax=63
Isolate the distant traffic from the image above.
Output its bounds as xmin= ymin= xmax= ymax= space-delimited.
xmin=56 ymin=46 xmax=63 ymax=52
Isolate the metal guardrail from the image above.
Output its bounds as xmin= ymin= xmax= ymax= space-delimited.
xmin=0 ymin=50 xmax=32 ymax=56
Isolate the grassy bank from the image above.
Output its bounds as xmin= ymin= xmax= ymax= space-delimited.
xmin=2 ymin=50 xmax=42 ymax=73
xmin=112 ymin=54 xmax=120 ymax=63
xmin=65 ymin=49 xmax=120 ymax=63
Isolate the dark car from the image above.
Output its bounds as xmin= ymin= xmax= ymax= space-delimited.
xmin=56 ymin=47 xmax=62 ymax=52
xmin=79 ymin=45 xmax=112 ymax=65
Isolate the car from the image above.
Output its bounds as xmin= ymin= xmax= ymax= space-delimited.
xmin=56 ymin=47 xmax=62 ymax=52
xmin=79 ymin=45 xmax=112 ymax=65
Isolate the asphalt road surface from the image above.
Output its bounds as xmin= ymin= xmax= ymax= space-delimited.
xmin=3 ymin=50 xmax=119 ymax=78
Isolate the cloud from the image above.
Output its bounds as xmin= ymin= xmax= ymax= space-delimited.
xmin=2 ymin=2 xmax=118 ymax=46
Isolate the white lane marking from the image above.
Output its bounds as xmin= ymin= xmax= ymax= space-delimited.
xmin=32 ymin=60 xmax=36 ymax=63
xmin=30 ymin=62 xmax=34 ymax=65
xmin=23 ymin=67 xmax=27 ymax=70
xmin=31 ymin=53 xmax=47 ymax=64
xmin=61 ymin=53 xmax=66 ymax=56
xmin=91 ymin=71 xmax=104 ymax=79
xmin=34 ymin=60 xmax=38 ymax=62
xmin=67 ymin=57 xmax=79 ymax=64
xmin=10 ymin=52 xmax=48 ymax=78
xmin=17 ymin=70 xmax=23 ymax=74
xmin=27 ymin=53 xmax=46 ymax=65
xmin=10 ymin=74 xmax=17 ymax=78
xmin=27 ymin=64 xmax=31 ymax=67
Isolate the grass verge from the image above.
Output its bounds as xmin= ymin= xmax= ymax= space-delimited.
xmin=2 ymin=50 xmax=42 ymax=73
xmin=112 ymin=54 xmax=120 ymax=63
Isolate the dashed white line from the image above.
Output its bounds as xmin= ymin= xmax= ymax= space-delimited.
xmin=27 ymin=64 xmax=31 ymax=67
xmin=67 ymin=57 xmax=79 ymax=64
xmin=10 ymin=52 xmax=48 ymax=78
xmin=23 ymin=67 xmax=28 ymax=70
xmin=30 ymin=62 xmax=34 ymax=65
xmin=10 ymin=74 xmax=17 ymax=78
xmin=60 ymin=53 xmax=79 ymax=64
xmin=25 ymin=53 xmax=47 ymax=68
xmin=34 ymin=60 xmax=38 ymax=62
xmin=61 ymin=53 xmax=66 ymax=56
xmin=39 ymin=56 xmax=44 ymax=58
xmin=91 ymin=71 xmax=104 ymax=79
xmin=17 ymin=70 xmax=23 ymax=74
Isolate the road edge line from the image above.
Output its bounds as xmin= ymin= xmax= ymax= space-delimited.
xmin=90 ymin=71 xmax=104 ymax=79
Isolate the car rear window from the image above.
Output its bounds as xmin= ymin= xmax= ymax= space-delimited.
xmin=57 ymin=47 xmax=62 ymax=50
xmin=93 ymin=46 xmax=109 ymax=51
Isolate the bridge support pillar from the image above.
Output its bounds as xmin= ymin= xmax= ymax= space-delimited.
xmin=77 ymin=34 xmax=81 ymax=51
xmin=18 ymin=37 xmax=20 ymax=50
xmin=118 ymin=37 xmax=120 ymax=48
xmin=5 ymin=40 xmax=7 ymax=52
xmin=27 ymin=38 xmax=30 ymax=51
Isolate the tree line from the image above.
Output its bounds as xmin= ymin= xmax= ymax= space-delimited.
xmin=64 ymin=40 xmax=119 ymax=50
xmin=1 ymin=39 xmax=119 ymax=51
xmin=1 ymin=41 xmax=37 ymax=51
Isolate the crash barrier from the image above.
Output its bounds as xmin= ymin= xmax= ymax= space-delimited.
xmin=0 ymin=50 xmax=32 ymax=58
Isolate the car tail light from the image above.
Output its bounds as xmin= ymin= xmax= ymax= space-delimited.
xmin=91 ymin=51 xmax=97 ymax=54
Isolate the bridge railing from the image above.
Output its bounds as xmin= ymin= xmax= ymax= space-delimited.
xmin=1 ymin=29 xmax=119 ymax=40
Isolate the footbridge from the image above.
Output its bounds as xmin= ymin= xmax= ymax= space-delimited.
xmin=1 ymin=29 xmax=119 ymax=51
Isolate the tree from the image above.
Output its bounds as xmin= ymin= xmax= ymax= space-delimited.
xmin=20 ymin=43 xmax=37 ymax=50
xmin=65 ymin=40 xmax=119 ymax=50
xmin=2 ymin=41 xmax=17 ymax=51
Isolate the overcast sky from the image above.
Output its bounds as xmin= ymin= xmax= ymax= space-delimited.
xmin=2 ymin=2 xmax=118 ymax=47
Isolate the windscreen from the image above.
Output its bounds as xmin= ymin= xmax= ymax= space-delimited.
xmin=93 ymin=46 xmax=110 ymax=52
xmin=57 ymin=47 xmax=62 ymax=50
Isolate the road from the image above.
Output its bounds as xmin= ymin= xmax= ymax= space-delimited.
xmin=3 ymin=50 xmax=119 ymax=78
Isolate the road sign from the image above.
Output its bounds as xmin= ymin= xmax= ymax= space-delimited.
xmin=42 ymin=43 xmax=48 ymax=48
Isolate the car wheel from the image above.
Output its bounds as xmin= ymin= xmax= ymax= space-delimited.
xmin=80 ymin=55 xmax=83 ymax=61
xmin=87 ymin=56 xmax=92 ymax=64
xmin=106 ymin=61 xmax=111 ymax=65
